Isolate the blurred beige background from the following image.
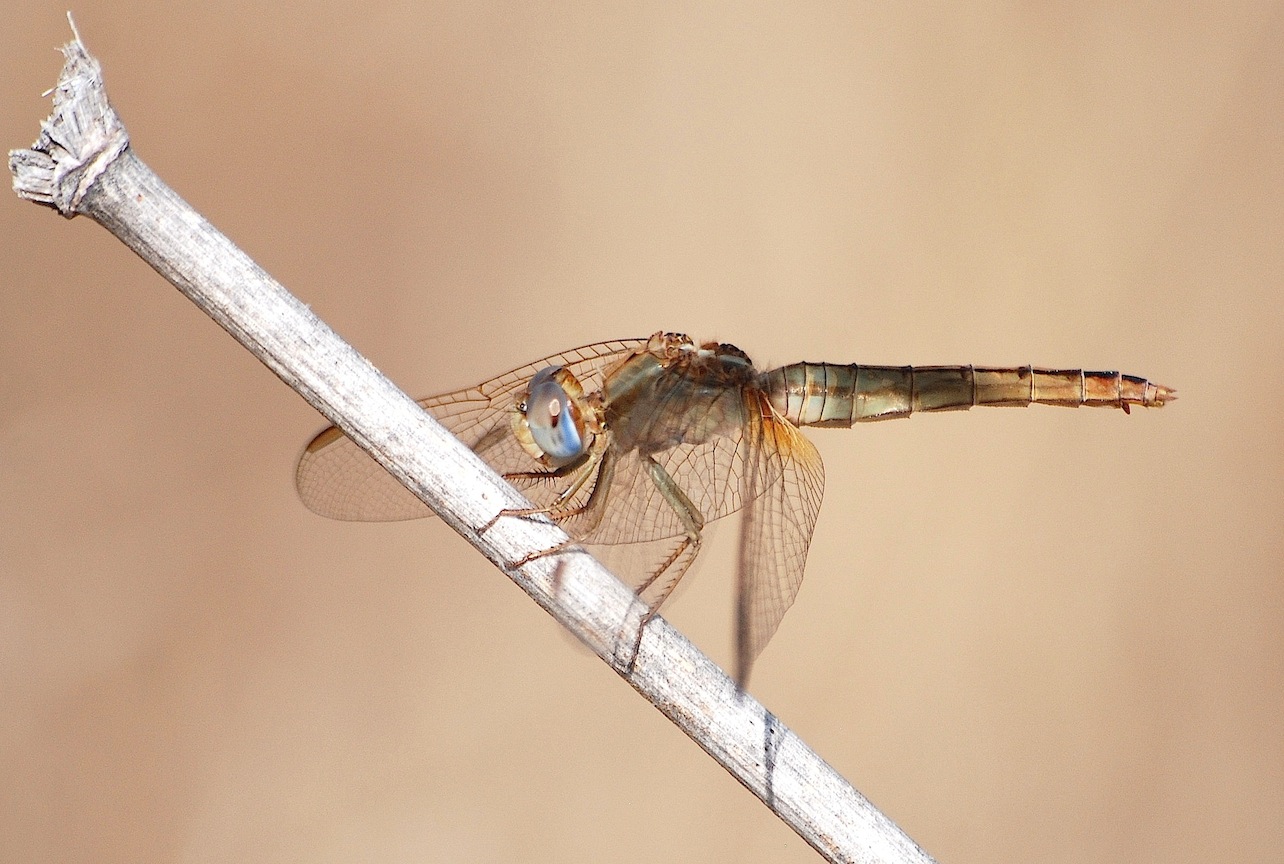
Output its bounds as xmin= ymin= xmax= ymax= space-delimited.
xmin=3 ymin=3 xmax=1281 ymax=862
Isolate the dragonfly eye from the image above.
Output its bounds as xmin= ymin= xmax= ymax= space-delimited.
xmin=519 ymin=366 xmax=589 ymax=466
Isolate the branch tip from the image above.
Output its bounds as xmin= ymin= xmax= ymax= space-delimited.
xmin=9 ymin=15 xmax=129 ymax=215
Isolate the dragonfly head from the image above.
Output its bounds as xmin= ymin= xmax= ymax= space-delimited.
xmin=513 ymin=366 xmax=594 ymax=467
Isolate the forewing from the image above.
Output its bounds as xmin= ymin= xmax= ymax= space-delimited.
xmin=294 ymin=339 xmax=648 ymax=521
xmin=734 ymin=397 xmax=826 ymax=685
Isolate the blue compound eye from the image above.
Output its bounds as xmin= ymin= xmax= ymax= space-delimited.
xmin=523 ymin=367 xmax=587 ymax=465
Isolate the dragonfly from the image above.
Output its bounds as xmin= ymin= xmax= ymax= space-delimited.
xmin=296 ymin=332 xmax=1174 ymax=685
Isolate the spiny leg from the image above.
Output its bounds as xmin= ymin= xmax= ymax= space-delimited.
xmin=496 ymin=448 xmax=617 ymax=576
xmin=480 ymin=444 xmax=608 ymax=534
xmin=617 ymin=455 xmax=707 ymax=675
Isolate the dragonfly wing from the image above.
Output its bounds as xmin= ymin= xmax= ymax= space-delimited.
xmin=295 ymin=338 xmax=649 ymax=521
xmin=571 ymin=388 xmax=823 ymax=683
xmin=294 ymin=419 xmax=437 ymax=521
xmin=733 ymin=397 xmax=825 ymax=686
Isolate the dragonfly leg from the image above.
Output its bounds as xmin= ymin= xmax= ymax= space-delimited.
xmin=506 ymin=536 xmax=588 ymax=569
xmin=485 ymin=448 xmax=616 ymax=576
xmin=617 ymin=456 xmax=707 ymax=675
xmin=479 ymin=445 xmax=607 ymax=533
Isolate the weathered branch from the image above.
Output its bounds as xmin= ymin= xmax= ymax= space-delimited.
xmin=9 ymin=19 xmax=936 ymax=864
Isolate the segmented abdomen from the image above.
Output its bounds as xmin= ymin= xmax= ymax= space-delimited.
xmin=765 ymin=364 xmax=1176 ymax=427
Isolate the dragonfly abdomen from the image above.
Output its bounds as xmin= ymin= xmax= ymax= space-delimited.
xmin=765 ymin=363 xmax=1175 ymax=427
